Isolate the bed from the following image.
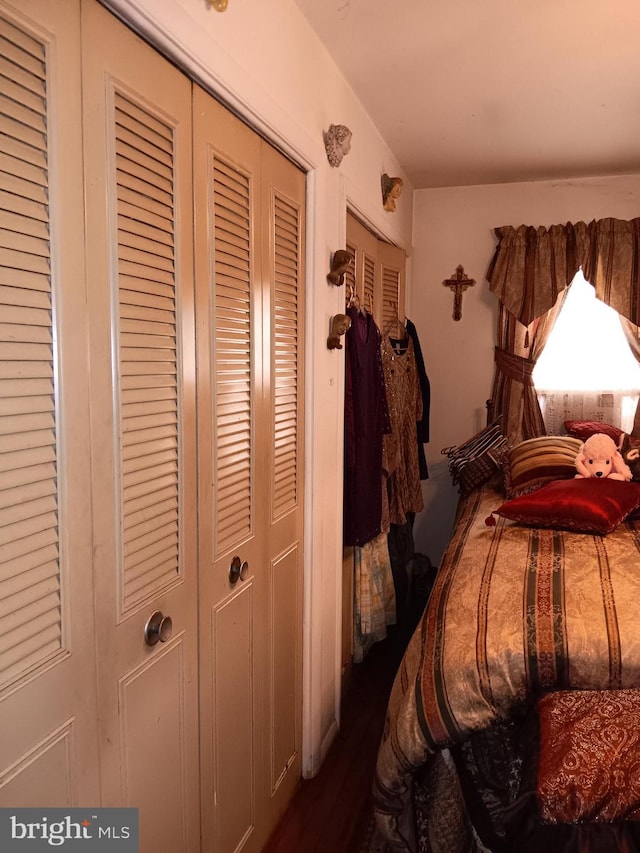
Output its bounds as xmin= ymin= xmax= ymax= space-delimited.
xmin=373 ymin=433 xmax=640 ymax=853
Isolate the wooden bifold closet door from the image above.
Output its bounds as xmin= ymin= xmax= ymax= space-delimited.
xmin=194 ymin=86 xmax=305 ymax=853
xmin=81 ymin=2 xmax=201 ymax=850
xmin=0 ymin=0 xmax=101 ymax=807
xmin=0 ymin=2 xmax=305 ymax=852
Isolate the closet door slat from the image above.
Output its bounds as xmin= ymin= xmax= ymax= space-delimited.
xmin=212 ymin=159 xmax=253 ymax=556
xmin=0 ymin=12 xmax=63 ymax=690
xmin=272 ymin=192 xmax=302 ymax=520
xmin=113 ymin=90 xmax=181 ymax=614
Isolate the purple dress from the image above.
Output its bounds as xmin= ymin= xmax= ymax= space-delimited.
xmin=343 ymin=307 xmax=390 ymax=546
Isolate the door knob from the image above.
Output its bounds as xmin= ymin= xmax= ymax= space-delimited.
xmin=229 ymin=556 xmax=250 ymax=584
xmin=144 ymin=610 xmax=173 ymax=646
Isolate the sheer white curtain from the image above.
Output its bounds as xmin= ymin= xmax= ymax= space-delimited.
xmin=537 ymin=390 xmax=639 ymax=436
xmin=533 ymin=272 xmax=640 ymax=436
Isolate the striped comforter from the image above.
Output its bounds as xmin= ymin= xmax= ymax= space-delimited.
xmin=374 ymin=483 xmax=640 ymax=852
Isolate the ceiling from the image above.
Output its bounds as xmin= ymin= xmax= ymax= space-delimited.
xmin=294 ymin=0 xmax=640 ymax=189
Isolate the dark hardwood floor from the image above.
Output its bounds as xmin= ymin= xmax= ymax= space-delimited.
xmin=262 ymin=626 xmax=408 ymax=853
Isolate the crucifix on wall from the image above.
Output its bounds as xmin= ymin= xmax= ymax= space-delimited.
xmin=443 ymin=265 xmax=475 ymax=321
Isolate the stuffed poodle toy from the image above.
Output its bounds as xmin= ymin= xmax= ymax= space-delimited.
xmin=574 ymin=432 xmax=632 ymax=481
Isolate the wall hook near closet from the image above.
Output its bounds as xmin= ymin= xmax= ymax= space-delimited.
xmin=327 ymin=249 xmax=353 ymax=286
xmin=327 ymin=313 xmax=352 ymax=350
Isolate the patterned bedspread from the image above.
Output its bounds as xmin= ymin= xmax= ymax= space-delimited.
xmin=374 ymin=483 xmax=640 ymax=852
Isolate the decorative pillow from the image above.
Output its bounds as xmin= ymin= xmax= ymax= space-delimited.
xmin=441 ymin=420 xmax=507 ymax=498
xmin=485 ymin=478 xmax=640 ymax=534
xmin=564 ymin=419 xmax=624 ymax=444
xmin=504 ymin=435 xmax=582 ymax=498
xmin=537 ymin=689 xmax=640 ymax=823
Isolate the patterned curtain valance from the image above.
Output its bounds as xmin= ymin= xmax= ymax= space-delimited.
xmin=487 ymin=217 xmax=640 ymax=327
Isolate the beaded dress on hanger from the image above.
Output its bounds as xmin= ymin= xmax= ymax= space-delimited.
xmin=381 ymin=329 xmax=424 ymax=525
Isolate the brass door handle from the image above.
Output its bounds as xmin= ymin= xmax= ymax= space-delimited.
xmin=144 ymin=610 xmax=173 ymax=646
xmin=229 ymin=556 xmax=250 ymax=584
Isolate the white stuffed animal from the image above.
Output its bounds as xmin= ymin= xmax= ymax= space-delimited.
xmin=574 ymin=432 xmax=633 ymax=481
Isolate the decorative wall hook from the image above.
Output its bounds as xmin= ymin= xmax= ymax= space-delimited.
xmin=327 ymin=313 xmax=352 ymax=350
xmin=443 ymin=265 xmax=475 ymax=321
xmin=323 ymin=124 xmax=352 ymax=167
xmin=381 ymin=174 xmax=403 ymax=211
xmin=207 ymin=0 xmax=229 ymax=10
xmin=327 ymin=249 xmax=353 ymax=286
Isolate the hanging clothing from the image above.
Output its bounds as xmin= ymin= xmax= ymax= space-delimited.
xmin=405 ymin=318 xmax=431 ymax=480
xmin=381 ymin=332 xmax=425 ymax=525
xmin=352 ymin=532 xmax=396 ymax=663
xmin=343 ymin=306 xmax=390 ymax=547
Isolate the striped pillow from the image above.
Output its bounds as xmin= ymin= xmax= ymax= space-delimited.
xmin=442 ymin=420 xmax=507 ymax=497
xmin=505 ymin=435 xmax=582 ymax=498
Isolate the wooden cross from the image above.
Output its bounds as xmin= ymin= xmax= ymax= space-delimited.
xmin=443 ymin=265 xmax=475 ymax=321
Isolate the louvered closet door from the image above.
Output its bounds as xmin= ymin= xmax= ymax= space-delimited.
xmin=0 ymin=0 xmax=100 ymax=806
xmin=260 ymin=138 xmax=305 ymax=833
xmin=346 ymin=212 xmax=379 ymax=320
xmin=194 ymin=85 xmax=305 ymax=853
xmin=194 ymin=87 xmax=263 ymax=853
xmin=379 ymin=240 xmax=406 ymax=328
xmin=81 ymin=3 xmax=199 ymax=851
xmin=346 ymin=213 xmax=406 ymax=327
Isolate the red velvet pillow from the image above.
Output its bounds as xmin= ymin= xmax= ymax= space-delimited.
xmin=486 ymin=478 xmax=640 ymax=534
xmin=564 ymin=419 xmax=624 ymax=443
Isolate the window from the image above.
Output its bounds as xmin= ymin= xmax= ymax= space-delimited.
xmin=533 ymin=271 xmax=640 ymax=433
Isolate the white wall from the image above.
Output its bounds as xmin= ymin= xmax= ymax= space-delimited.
xmin=411 ymin=174 xmax=640 ymax=566
xmin=103 ymin=0 xmax=414 ymax=777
